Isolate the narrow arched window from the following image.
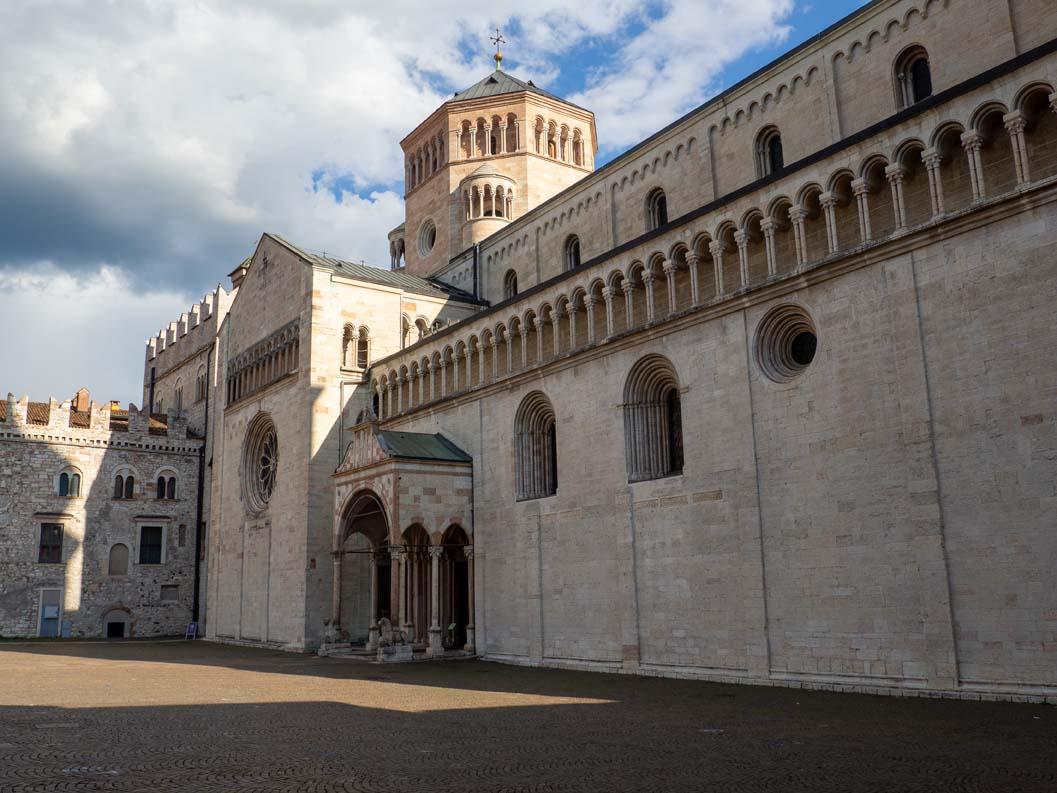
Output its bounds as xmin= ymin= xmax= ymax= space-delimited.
xmin=166 ymin=477 xmax=176 ymax=500
xmin=755 ymin=126 xmax=783 ymax=178
xmin=124 ymin=476 xmax=135 ymax=500
xmin=356 ymin=327 xmax=370 ymax=368
xmin=564 ymin=235 xmax=581 ymax=271
xmin=108 ymin=543 xmax=129 ymax=576
xmin=895 ymin=46 xmax=932 ymax=108
xmin=646 ymin=188 xmax=668 ymax=231
xmin=58 ymin=472 xmax=69 ymax=497
xmin=342 ymin=325 xmax=355 ymax=367
xmin=156 ymin=476 xmax=166 ymax=499
xmin=515 ymin=391 xmax=557 ymax=500
xmin=503 ymin=269 xmax=518 ymax=299
xmin=114 ymin=475 xmax=125 ymax=499
xmin=624 ymin=354 xmax=684 ymax=481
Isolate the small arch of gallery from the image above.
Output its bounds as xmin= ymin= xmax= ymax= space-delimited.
xmin=334 ymin=490 xmax=475 ymax=656
xmin=370 ymin=78 xmax=1057 ymax=420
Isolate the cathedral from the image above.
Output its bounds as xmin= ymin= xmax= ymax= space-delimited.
xmin=3 ymin=0 xmax=1057 ymax=702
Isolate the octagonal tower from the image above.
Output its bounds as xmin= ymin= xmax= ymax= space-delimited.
xmin=390 ymin=64 xmax=597 ymax=276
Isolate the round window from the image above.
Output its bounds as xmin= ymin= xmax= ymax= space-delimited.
xmin=243 ymin=414 xmax=278 ymax=511
xmin=754 ymin=305 xmax=819 ymax=383
xmin=418 ymin=219 xmax=437 ymax=256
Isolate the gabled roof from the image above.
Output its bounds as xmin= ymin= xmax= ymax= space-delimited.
xmin=263 ymin=234 xmax=483 ymax=304
xmin=376 ymin=431 xmax=472 ymax=463
xmin=450 ymin=69 xmax=585 ymax=112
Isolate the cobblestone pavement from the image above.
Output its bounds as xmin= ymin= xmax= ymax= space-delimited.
xmin=0 ymin=641 xmax=1054 ymax=792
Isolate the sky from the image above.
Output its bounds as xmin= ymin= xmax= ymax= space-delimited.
xmin=0 ymin=0 xmax=867 ymax=403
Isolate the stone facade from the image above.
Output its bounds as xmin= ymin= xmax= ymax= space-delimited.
xmin=0 ymin=392 xmax=202 ymax=638
xmin=6 ymin=0 xmax=1053 ymax=703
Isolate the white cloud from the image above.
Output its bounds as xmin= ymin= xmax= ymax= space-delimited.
xmin=0 ymin=264 xmax=193 ymax=403
xmin=0 ymin=0 xmax=794 ymax=398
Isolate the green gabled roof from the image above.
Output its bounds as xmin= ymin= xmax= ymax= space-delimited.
xmin=376 ymin=431 xmax=472 ymax=463
xmin=450 ymin=69 xmax=584 ymax=111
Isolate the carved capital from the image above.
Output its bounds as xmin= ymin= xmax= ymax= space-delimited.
xmin=884 ymin=163 xmax=906 ymax=184
xmin=428 ymin=545 xmax=443 ymax=560
xmin=1003 ymin=110 xmax=1027 ymax=135
xmin=921 ymin=147 xmax=942 ymax=170
xmin=787 ymin=205 xmax=808 ymax=224
xmin=641 ymin=270 xmax=656 ymax=285
xmin=818 ymin=191 xmax=838 ymax=209
xmin=733 ymin=229 xmax=749 ymax=248
xmin=601 ymin=286 xmax=615 ymax=301
xmin=960 ymin=130 xmax=983 ymax=151
xmin=708 ymin=240 xmax=725 ymax=257
xmin=685 ymin=252 xmax=701 ymax=267
xmin=850 ymin=178 xmax=870 ymax=197
xmin=464 ymin=547 xmax=474 ymax=561
xmin=759 ymin=217 xmax=778 ymax=234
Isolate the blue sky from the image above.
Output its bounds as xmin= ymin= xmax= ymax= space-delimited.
xmin=0 ymin=0 xmax=866 ymax=400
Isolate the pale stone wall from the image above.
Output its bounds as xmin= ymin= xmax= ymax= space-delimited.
xmin=465 ymin=0 xmax=1049 ymax=308
xmin=367 ymin=39 xmax=1057 ymax=696
xmin=0 ymin=398 xmax=200 ymax=638
xmin=206 ymin=240 xmax=312 ymax=649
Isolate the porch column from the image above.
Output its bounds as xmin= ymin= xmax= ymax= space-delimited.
xmin=428 ymin=545 xmax=443 ymax=655
xmin=602 ymin=287 xmax=616 ymax=338
xmin=520 ymin=327 xmax=530 ymax=368
xmin=388 ymin=546 xmax=401 ymax=632
xmin=397 ymin=546 xmax=410 ymax=638
xmin=760 ymin=218 xmax=778 ymax=277
xmin=490 ymin=338 xmax=500 ymax=380
xmin=505 ymin=335 xmax=514 ymax=372
xmin=477 ymin=343 xmax=486 ymax=384
xmin=465 ymin=547 xmax=476 ymax=652
xmin=534 ymin=316 xmax=545 ymax=362
xmin=551 ymin=312 xmax=561 ymax=356
xmin=566 ymin=303 xmax=578 ymax=350
xmin=330 ymin=550 xmax=341 ymax=634
xmin=366 ymin=551 xmax=379 ymax=649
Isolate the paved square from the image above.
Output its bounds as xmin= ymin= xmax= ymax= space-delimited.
xmin=0 ymin=641 xmax=1053 ymax=792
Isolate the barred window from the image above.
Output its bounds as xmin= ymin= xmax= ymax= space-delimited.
xmin=624 ymin=355 xmax=684 ymax=481
xmin=515 ymin=391 xmax=557 ymax=500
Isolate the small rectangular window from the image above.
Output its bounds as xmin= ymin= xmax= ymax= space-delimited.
xmin=38 ymin=524 xmax=63 ymax=564
xmin=160 ymin=584 xmax=179 ymax=602
xmin=139 ymin=526 xmax=164 ymax=564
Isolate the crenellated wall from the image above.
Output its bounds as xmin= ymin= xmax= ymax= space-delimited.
xmin=0 ymin=392 xmax=201 ymax=639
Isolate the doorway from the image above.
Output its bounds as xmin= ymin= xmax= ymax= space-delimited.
xmin=37 ymin=589 xmax=61 ymax=637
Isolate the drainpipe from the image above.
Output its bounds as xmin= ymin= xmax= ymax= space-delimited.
xmin=191 ymin=343 xmax=212 ymax=625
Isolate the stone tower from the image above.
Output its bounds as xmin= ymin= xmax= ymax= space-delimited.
xmin=389 ymin=61 xmax=597 ymax=276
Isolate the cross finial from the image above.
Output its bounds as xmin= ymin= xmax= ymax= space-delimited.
xmin=490 ymin=27 xmax=506 ymax=69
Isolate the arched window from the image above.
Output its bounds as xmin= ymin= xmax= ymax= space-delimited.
xmin=646 ymin=188 xmax=668 ymax=231
xmin=108 ymin=543 xmax=129 ymax=576
xmin=56 ymin=469 xmax=80 ymax=497
xmin=173 ymin=380 xmax=183 ymax=412
xmin=155 ymin=475 xmax=176 ymax=500
xmin=755 ymin=126 xmax=784 ymax=177
xmin=194 ymin=365 xmax=206 ymax=402
xmin=119 ymin=475 xmax=135 ymax=500
xmin=503 ymin=269 xmax=518 ymax=299
xmin=623 ymin=355 xmax=684 ymax=481
xmin=895 ymin=46 xmax=932 ymax=108
xmin=563 ymin=235 xmax=581 ymax=271
xmin=114 ymin=475 xmax=125 ymax=499
xmin=515 ymin=391 xmax=557 ymax=500
xmin=356 ymin=326 xmax=370 ymax=368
